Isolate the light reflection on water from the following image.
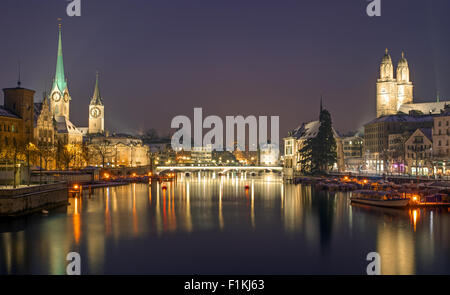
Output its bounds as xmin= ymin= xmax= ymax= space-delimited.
xmin=0 ymin=172 xmax=449 ymax=274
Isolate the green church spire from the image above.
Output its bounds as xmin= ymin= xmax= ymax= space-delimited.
xmin=53 ymin=22 xmax=67 ymax=92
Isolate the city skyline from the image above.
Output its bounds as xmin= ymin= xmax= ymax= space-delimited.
xmin=0 ymin=0 xmax=450 ymax=137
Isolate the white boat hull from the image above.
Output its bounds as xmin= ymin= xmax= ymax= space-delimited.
xmin=350 ymin=197 xmax=410 ymax=208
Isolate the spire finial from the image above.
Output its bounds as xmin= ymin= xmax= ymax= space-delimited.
xmin=17 ymin=59 xmax=21 ymax=87
xmin=401 ymin=51 xmax=405 ymax=59
xmin=320 ymin=95 xmax=323 ymax=113
xmin=57 ymin=17 xmax=62 ymax=30
xmin=385 ymin=48 xmax=388 ymax=55
xmin=91 ymin=71 xmax=103 ymax=105
xmin=437 ymin=90 xmax=440 ymax=103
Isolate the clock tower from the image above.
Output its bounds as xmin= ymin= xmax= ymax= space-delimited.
xmin=88 ymin=72 xmax=104 ymax=134
xmin=50 ymin=22 xmax=71 ymax=120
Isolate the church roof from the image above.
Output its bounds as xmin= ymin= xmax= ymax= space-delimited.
xmin=55 ymin=116 xmax=82 ymax=135
xmin=289 ymin=120 xmax=340 ymax=140
xmin=33 ymin=95 xmax=51 ymax=126
xmin=0 ymin=106 xmax=19 ymax=119
xmin=381 ymin=48 xmax=392 ymax=64
xmin=52 ymin=25 xmax=67 ymax=93
xmin=365 ymin=113 xmax=434 ymax=125
xmin=90 ymin=72 xmax=103 ymax=106
xmin=398 ymin=101 xmax=450 ymax=115
xmin=398 ymin=51 xmax=408 ymax=66
xmin=34 ymin=103 xmax=43 ymax=125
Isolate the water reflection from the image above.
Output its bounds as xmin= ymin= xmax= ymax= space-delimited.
xmin=0 ymin=173 xmax=449 ymax=274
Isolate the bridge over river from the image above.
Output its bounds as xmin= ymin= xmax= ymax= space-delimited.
xmin=156 ymin=165 xmax=283 ymax=173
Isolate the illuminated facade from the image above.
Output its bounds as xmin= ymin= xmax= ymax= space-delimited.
xmin=376 ymin=50 xmax=413 ymax=117
xmin=376 ymin=49 xmax=449 ymax=118
xmin=89 ymin=135 xmax=150 ymax=167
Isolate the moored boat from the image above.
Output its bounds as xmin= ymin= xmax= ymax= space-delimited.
xmin=350 ymin=190 xmax=410 ymax=208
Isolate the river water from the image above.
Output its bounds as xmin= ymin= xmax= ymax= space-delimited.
xmin=0 ymin=173 xmax=449 ymax=274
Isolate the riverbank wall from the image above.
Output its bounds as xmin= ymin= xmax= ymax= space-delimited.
xmin=0 ymin=182 xmax=68 ymax=217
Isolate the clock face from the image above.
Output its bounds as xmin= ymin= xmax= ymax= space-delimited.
xmin=52 ymin=92 xmax=61 ymax=102
xmin=91 ymin=107 xmax=101 ymax=118
xmin=63 ymin=93 xmax=69 ymax=102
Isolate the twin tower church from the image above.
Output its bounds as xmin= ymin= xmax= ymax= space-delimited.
xmin=43 ymin=23 xmax=104 ymax=144
xmin=376 ymin=49 xmax=447 ymax=117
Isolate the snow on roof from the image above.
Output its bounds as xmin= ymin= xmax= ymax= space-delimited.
xmin=365 ymin=114 xmax=434 ymax=125
xmin=399 ymin=101 xmax=450 ymax=115
xmin=55 ymin=116 xmax=82 ymax=134
xmin=0 ymin=106 xmax=19 ymax=119
xmin=290 ymin=120 xmax=340 ymax=140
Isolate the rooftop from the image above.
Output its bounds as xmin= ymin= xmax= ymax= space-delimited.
xmin=0 ymin=106 xmax=19 ymax=119
xmin=365 ymin=114 xmax=434 ymax=125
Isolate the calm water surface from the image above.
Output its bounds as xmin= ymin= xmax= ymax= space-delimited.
xmin=1 ymin=173 xmax=449 ymax=274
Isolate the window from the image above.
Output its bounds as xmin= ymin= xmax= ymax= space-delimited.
xmin=285 ymin=140 xmax=294 ymax=156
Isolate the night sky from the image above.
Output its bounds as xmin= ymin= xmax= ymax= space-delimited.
xmin=1 ymin=0 xmax=449 ymax=137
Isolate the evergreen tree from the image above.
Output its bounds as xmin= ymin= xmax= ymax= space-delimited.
xmin=300 ymin=106 xmax=337 ymax=174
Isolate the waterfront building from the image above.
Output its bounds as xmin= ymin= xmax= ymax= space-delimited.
xmin=191 ymin=144 xmax=213 ymax=164
xmin=376 ymin=49 xmax=449 ymax=117
xmin=364 ymin=114 xmax=434 ymax=173
xmin=0 ymin=85 xmax=35 ymax=152
xmin=234 ymin=150 xmax=258 ymax=166
xmin=341 ymin=132 xmax=364 ymax=172
xmin=88 ymin=134 xmax=149 ymax=167
xmin=175 ymin=150 xmax=193 ymax=165
xmin=212 ymin=150 xmax=237 ymax=165
xmin=1 ymin=86 xmax=35 ymax=145
xmin=432 ymin=106 xmax=450 ymax=175
xmin=283 ymin=118 xmax=344 ymax=178
xmin=404 ymin=128 xmax=433 ymax=175
xmin=387 ymin=131 xmax=411 ymax=174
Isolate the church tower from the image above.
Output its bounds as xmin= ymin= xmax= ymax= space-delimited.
xmin=376 ymin=49 xmax=398 ymax=117
xmin=88 ymin=72 xmax=104 ymax=134
xmin=49 ymin=22 xmax=71 ymax=120
xmin=396 ymin=51 xmax=413 ymax=109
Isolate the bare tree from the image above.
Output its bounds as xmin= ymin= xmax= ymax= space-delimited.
xmin=80 ymin=141 xmax=94 ymax=167
xmin=38 ymin=141 xmax=54 ymax=170
xmin=6 ymin=138 xmax=27 ymax=188
xmin=92 ymin=139 xmax=113 ymax=167
xmin=60 ymin=144 xmax=77 ymax=170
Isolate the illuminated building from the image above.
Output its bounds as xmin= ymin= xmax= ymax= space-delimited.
xmin=88 ymin=73 xmax=105 ymax=135
xmin=432 ymin=106 xmax=450 ymax=175
xmin=405 ymin=128 xmax=433 ymax=175
xmin=376 ymin=49 xmax=449 ymax=118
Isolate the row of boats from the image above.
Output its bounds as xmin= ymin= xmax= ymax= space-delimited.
xmin=295 ymin=176 xmax=450 ymax=208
